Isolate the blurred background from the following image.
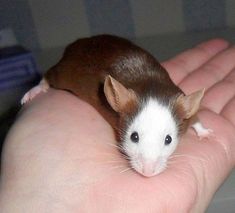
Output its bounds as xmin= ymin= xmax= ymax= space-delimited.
xmin=0 ymin=1 xmax=235 ymax=212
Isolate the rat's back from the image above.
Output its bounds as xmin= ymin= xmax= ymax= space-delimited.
xmin=45 ymin=35 xmax=169 ymax=91
xmin=43 ymin=35 xmax=181 ymax=127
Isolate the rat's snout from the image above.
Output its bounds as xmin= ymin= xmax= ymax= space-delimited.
xmin=135 ymin=155 xmax=165 ymax=177
xmin=141 ymin=160 xmax=157 ymax=177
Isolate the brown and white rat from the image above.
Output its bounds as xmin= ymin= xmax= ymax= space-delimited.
xmin=21 ymin=35 xmax=212 ymax=177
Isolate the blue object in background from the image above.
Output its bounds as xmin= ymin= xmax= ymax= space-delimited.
xmin=0 ymin=46 xmax=40 ymax=91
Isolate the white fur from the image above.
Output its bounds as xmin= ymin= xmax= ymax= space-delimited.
xmin=123 ymin=97 xmax=178 ymax=177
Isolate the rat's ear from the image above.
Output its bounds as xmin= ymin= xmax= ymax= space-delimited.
xmin=176 ymin=89 xmax=205 ymax=119
xmin=104 ymin=75 xmax=137 ymax=113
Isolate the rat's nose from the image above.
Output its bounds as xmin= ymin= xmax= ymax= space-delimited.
xmin=138 ymin=156 xmax=160 ymax=177
xmin=141 ymin=161 xmax=156 ymax=177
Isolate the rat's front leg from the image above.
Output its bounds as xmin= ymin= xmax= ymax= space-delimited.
xmin=191 ymin=121 xmax=213 ymax=140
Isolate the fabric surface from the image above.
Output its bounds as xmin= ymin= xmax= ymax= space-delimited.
xmin=0 ymin=0 xmax=230 ymax=53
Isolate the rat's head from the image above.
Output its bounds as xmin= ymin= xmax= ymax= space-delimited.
xmin=104 ymin=75 xmax=204 ymax=177
xmin=123 ymin=98 xmax=179 ymax=177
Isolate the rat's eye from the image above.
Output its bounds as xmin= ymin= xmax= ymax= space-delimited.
xmin=165 ymin=135 xmax=172 ymax=145
xmin=130 ymin=131 xmax=139 ymax=143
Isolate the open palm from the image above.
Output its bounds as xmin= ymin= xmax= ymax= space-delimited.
xmin=0 ymin=39 xmax=234 ymax=212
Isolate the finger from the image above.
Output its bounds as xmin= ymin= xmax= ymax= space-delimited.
xmin=221 ymin=97 xmax=235 ymax=126
xmin=201 ymin=69 xmax=235 ymax=113
xmin=162 ymin=39 xmax=229 ymax=84
xmin=179 ymin=45 xmax=235 ymax=93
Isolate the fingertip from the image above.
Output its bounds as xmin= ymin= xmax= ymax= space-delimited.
xmin=197 ymin=38 xmax=230 ymax=53
xmin=162 ymin=38 xmax=230 ymax=85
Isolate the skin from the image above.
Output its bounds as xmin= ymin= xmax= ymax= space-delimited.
xmin=0 ymin=38 xmax=235 ymax=212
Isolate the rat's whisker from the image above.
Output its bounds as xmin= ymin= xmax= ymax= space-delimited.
xmin=121 ymin=155 xmax=131 ymax=161
xmin=102 ymin=161 xmax=127 ymax=165
xmin=167 ymin=159 xmax=178 ymax=164
xmin=105 ymin=160 xmax=126 ymax=163
xmin=119 ymin=167 xmax=132 ymax=174
xmin=166 ymin=161 xmax=179 ymax=167
xmin=169 ymin=154 xmax=206 ymax=163
xmin=164 ymin=164 xmax=169 ymax=170
xmin=103 ymin=142 xmax=123 ymax=150
xmin=95 ymin=152 xmax=119 ymax=156
xmin=95 ymin=152 xmax=125 ymax=160
xmin=109 ymin=165 xmax=128 ymax=171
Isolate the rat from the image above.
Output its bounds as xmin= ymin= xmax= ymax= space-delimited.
xmin=21 ymin=35 xmax=212 ymax=177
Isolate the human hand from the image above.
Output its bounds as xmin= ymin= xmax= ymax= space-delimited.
xmin=0 ymin=39 xmax=234 ymax=212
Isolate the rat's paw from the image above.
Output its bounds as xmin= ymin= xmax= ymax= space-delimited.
xmin=192 ymin=122 xmax=214 ymax=141
xmin=21 ymin=79 xmax=49 ymax=105
xmin=197 ymin=128 xmax=214 ymax=140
